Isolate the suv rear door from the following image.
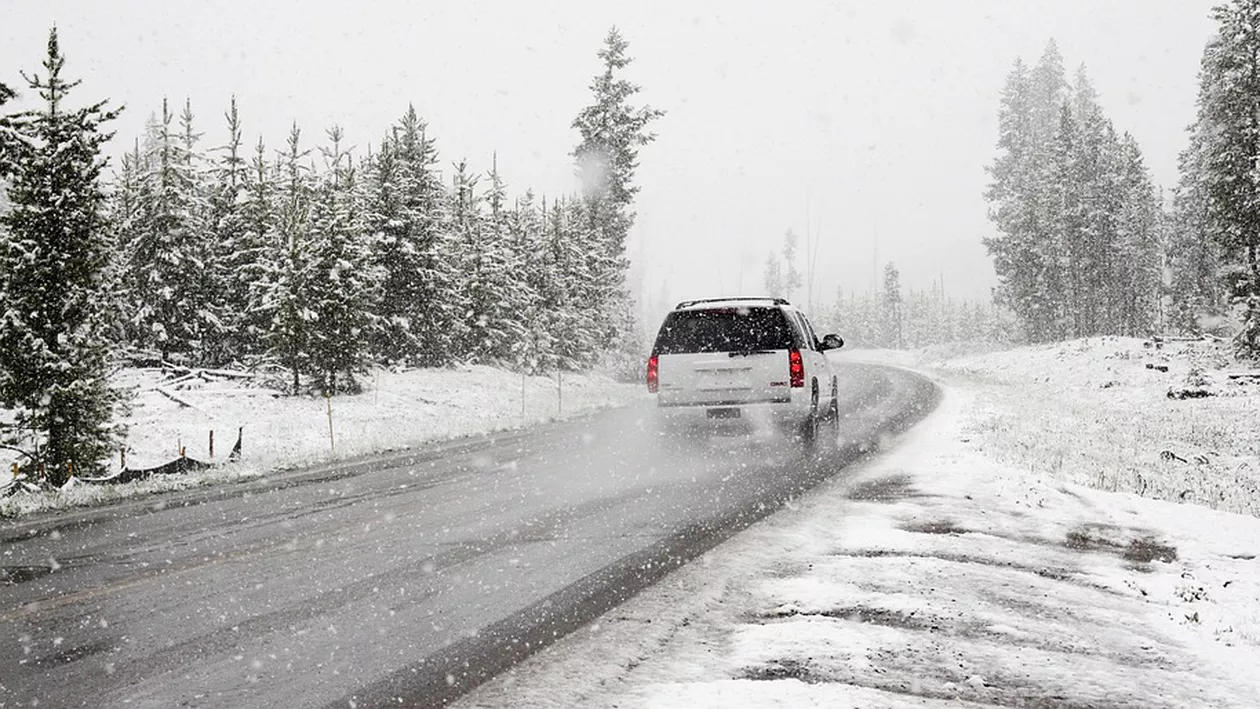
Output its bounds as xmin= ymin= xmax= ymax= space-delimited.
xmin=652 ymin=306 xmax=797 ymax=407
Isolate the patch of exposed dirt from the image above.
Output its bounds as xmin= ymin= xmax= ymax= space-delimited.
xmin=741 ymin=658 xmax=827 ymax=683
xmin=902 ymin=518 xmax=970 ymax=535
xmin=846 ymin=474 xmax=927 ymax=503
xmin=1123 ymin=536 xmax=1178 ymax=564
xmin=1064 ymin=524 xmax=1177 ymax=564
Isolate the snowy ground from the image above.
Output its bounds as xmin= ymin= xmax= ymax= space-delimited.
xmin=908 ymin=336 xmax=1260 ymax=517
xmin=0 ymin=365 xmax=642 ymax=518
xmin=456 ymin=339 xmax=1260 ymax=708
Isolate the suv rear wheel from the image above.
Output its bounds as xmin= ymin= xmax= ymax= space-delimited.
xmin=799 ymin=381 xmax=820 ymax=445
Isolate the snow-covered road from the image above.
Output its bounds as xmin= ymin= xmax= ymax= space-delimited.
xmin=0 ymin=362 xmax=936 ymax=708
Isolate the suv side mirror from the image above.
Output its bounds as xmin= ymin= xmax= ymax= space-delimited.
xmin=821 ymin=334 xmax=844 ymax=351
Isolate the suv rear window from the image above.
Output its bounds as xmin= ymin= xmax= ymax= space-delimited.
xmin=653 ymin=307 xmax=796 ymax=355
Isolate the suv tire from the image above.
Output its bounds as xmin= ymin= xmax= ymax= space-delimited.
xmin=799 ymin=382 xmax=820 ymax=446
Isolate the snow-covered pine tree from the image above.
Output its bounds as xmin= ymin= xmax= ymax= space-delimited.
xmin=362 ymin=127 xmax=406 ymax=363
xmin=1190 ymin=0 xmax=1260 ymax=356
xmin=305 ymin=127 xmax=378 ymax=393
xmin=126 ymin=98 xmax=218 ymax=363
xmin=561 ymin=195 xmax=608 ymax=369
xmin=448 ymin=160 xmax=487 ymax=361
xmin=881 ymin=263 xmax=904 ymax=348
xmin=238 ymin=136 xmax=279 ymax=358
xmin=398 ymin=108 xmax=460 ymax=367
xmin=262 ymin=123 xmax=315 ymax=393
xmin=206 ymin=97 xmax=253 ymax=363
xmin=1167 ymin=124 xmax=1223 ymax=334
xmin=984 ymin=58 xmax=1046 ymax=341
xmin=0 ymin=29 xmax=125 ymax=482
xmin=109 ymin=139 xmax=145 ymax=345
xmin=1113 ymin=133 xmax=1162 ymax=337
xmin=985 ymin=42 xmax=1078 ymax=344
xmin=540 ymin=196 xmax=578 ymax=372
xmin=572 ymin=27 xmax=664 ymax=376
xmin=480 ymin=156 xmax=530 ymax=363
xmin=1068 ymin=67 xmax=1120 ymax=337
xmin=1040 ymin=103 xmax=1080 ymax=341
xmin=506 ymin=191 xmax=551 ymax=373
xmin=1030 ymin=41 xmax=1068 ymax=149
xmin=368 ymin=106 xmax=456 ymax=367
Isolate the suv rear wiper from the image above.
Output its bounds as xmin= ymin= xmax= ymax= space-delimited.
xmin=728 ymin=349 xmax=775 ymax=357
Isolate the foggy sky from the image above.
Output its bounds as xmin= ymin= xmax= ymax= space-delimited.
xmin=2 ymin=0 xmax=1217 ymax=324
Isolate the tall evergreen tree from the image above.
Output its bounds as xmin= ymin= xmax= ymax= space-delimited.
xmin=506 ymin=191 xmax=551 ymax=373
xmin=263 ymin=123 xmax=315 ymax=392
xmin=987 ymin=45 xmax=1162 ymax=343
xmin=573 ymin=27 xmax=664 ymax=261
xmin=448 ymin=160 xmax=483 ymax=359
xmin=305 ymin=127 xmax=377 ymax=392
xmin=1190 ymin=0 xmax=1260 ymax=356
xmin=540 ymin=197 xmax=581 ymax=371
xmin=1114 ymin=134 xmax=1163 ymax=336
xmin=126 ymin=98 xmax=217 ymax=362
xmin=881 ymin=263 xmax=904 ymax=348
xmin=238 ymin=136 xmax=278 ymax=357
xmin=479 ymin=156 xmax=530 ymax=363
xmin=1168 ymin=125 xmax=1224 ymax=333
xmin=0 ymin=29 xmax=125 ymax=483
xmin=207 ymin=96 xmax=252 ymax=362
xmin=984 ymin=58 xmax=1041 ymax=340
xmin=985 ymin=48 xmax=1073 ymax=343
xmin=367 ymin=106 xmax=456 ymax=367
xmin=572 ymin=27 xmax=664 ymax=373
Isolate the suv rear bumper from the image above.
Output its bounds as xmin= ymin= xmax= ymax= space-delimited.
xmin=653 ymin=394 xmax=812 ymax=434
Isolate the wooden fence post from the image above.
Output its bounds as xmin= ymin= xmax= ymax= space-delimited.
xmin=326 ymin=393 xmax=335 ymax=452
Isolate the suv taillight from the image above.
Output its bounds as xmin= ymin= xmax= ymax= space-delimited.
xmin=647 ymin=354 xmax=659 ymax=393
xmin=789 ymin=349 xmax=804 ymax=388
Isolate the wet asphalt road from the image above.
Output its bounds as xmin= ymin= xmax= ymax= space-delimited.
xmin=0 ymin=362 xmax=938 ymax=709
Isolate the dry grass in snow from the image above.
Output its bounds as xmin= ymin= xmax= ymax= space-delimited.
xmin=849 ymin=337 xmax=1260 ymax=518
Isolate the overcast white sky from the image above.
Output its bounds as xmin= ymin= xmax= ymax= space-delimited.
xmin=2 ymin=0 xmax=1217 ymax=319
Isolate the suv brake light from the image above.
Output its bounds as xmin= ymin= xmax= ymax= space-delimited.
xmin=647 ymin=354 xmax=659 ymax=393
xmin=789 ymin=349 xmax=804 ymax=388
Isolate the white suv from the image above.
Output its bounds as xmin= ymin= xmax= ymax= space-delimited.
xmin=646 ymin=297 xmax=844 ymax=443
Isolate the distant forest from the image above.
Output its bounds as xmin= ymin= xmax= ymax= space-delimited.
xmin=986 ymin=1 xmax=1260 ymax=359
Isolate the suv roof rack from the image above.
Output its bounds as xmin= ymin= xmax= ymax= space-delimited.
xmin=674 ymin=296 xmax=791 ymax=310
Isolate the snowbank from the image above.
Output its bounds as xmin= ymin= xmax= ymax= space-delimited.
xmin=0 ymin=365 xmax=642 ymax=518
